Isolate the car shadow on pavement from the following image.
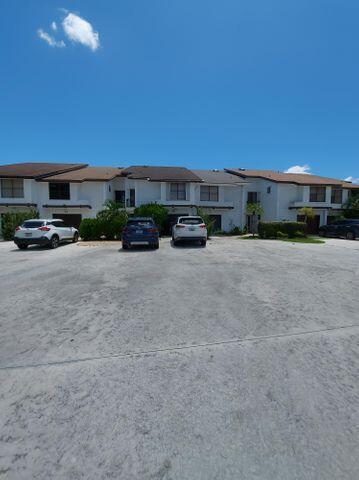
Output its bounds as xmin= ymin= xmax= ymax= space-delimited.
xmin=10 ymin=243 xmax=70 ymax=253
xmin=118 ymin=246 xmax=159 ymax=253
xmin=170 ymin=240 xmax=206 ymax=249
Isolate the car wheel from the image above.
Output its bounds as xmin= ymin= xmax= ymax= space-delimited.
xmin=50 ymin=235 xmax=59 ymax=249
xmin=17 ymin=244 xmax=28 ymax=250
xmin=153 ymin=242 xmax=159 ymax=249
xmin=201 ymin=239 xmax=207 ymax=246
xmin=122 ymin=243 xmax=129 ymax=250
xmin=346 ymin=231 xmax=355 ymax=240
xmin=173 ymin=239 xmax=179 ymax=246
xmin=72 ymin=232 xmax=79 ymax=243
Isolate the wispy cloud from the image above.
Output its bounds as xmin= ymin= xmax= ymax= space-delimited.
xmin=62 ymin=13 xmax=100 ymax=51
xmin=345 ymin=176 xmax=359 ymax=184
xmin=284 ymin=164 xmax=311 ymax=174
xmin=37 ymin=29 xmax=65 ymax=48
xmin=51 ymin=21 xmax=57 ymax=31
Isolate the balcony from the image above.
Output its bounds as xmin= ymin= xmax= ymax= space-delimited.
xmin=290 ymin=201 xmax=342 ymax=209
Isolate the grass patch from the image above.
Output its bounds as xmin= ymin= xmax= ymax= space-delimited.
xmin=238 ymin=235 xmax=325 ymax=244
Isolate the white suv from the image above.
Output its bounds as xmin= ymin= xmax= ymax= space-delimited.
xmin=172 ymin=216 xmax=207 ymax=246
xmin=14 ymin=218 xmax=79 ymax=249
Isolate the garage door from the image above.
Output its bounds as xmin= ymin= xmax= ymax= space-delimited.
xmin=53 ymin=214 xmax=82 ymax=229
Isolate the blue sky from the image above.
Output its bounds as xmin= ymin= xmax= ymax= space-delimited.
xmin=0 ymin=0 xmax=358 ymax=181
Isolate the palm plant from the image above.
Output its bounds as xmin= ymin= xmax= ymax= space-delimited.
xmin=246 ymin=202 xmax=264 ymax=235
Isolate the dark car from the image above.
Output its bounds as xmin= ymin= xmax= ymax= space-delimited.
xmin=319 ymin=219 xmax=359 ymax=240
xmin=122 ymin=217 xmax=159 ymax=249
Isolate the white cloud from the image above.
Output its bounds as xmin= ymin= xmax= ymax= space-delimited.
xmin=345 ymin=176 xmax=359 ymax=184
xmin=284 ymin=164 xmax=311 ymax=174
xmin=62 ymin=13 xmax=100 ymax=51
xmin=51 ymin=21 xmax=57 ymax=31
xmin=37 ymin=29 xmax=65 ymax=48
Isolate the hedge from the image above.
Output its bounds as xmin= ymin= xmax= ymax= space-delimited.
xmin=79 ymin=215 xmax=127 ymax=241
xmin=258 ymin=221 xmax=307 ymax=239
xmin=1 ymin=210 xmax=38 ymax=241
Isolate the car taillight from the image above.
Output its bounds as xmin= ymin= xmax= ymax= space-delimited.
xmin=199 ymin=224 xmax=206 ymax=228
xmin=38 ymin=226 xmax=51 ymax=232
xmin=122 ymin=227 xmax=129 ymax=234
xmin=15 ymin=226 xmax=21 ymax=231
xmin=176 ymin=224 xmax=186 ymax=228
xmin=148 ymin=228 xmax=158 ymax=233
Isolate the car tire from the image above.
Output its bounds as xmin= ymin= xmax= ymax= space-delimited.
xmin=346 ymin=231 xmax=355 ymax=240
xmin=122 ymin=243 xmax=129 ymax=250
xmin=50 ymin=235 xmax=59 ymax=249
xmin=173 ymin=239 xmax=179 ymax=246
xmin=201 ymin=239 xmax=207 ymax=246
xmin=153 ymin=243 xmax=159 ymax=249
xmin=72 ymin=232 xmax=79 ymax=243
xmin=17 ymin=244 xmax=28 ymax=250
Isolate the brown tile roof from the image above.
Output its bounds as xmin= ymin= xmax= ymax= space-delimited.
xmin=122 ymin=166 xmax=203 ymax=182
xmin=225 ymin=168 xmax=359 ymax=188
xmin=38 ymin=167 xmax=123 ymax=183
xmin=0 ymin=162 xmax=87 ymax=179
xmin=192 ymin=169 xmax=247 ymax=185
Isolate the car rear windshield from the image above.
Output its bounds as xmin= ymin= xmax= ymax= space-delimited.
xmin=179 ymin=217 xmax=203 ymax=225
xmin=127 ymin=220 xmax=154 ymax=227
xmin=22 ymin=221 xmax=44 ymax=228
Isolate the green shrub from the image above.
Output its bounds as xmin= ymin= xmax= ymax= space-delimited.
xmin=258 ymin=221 xmax=307 ymax=239
xmin=1 ymin=209 xmax=38 ymax=240
xmin=133 ymin=203 xmax=168 ymax=233
xmin=79 ymin=218 xmax=99 ymax=241
xmin=229 ymin=226 xmax=242 ymax=235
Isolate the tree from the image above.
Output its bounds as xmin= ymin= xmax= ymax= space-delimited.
xmin=298 ymin=207 xmax=315 ymax=224
xmin=246 ymin=203 xmax=264 ymax=235
xmin=342 ymin=194 xmax=359 ymax=219
xmin=133 ymin=203 xmax=168 ymax=233
xmin=196 ymin=207 xmax=215 ymax=238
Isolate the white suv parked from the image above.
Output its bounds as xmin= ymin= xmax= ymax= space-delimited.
xmin=172 ymin=216 xmax=207 ymax=246
xmin=14 ymin=219 xmax=79 ymax=249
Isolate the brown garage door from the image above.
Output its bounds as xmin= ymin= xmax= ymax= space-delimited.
xmin=53 ymin=214 xmax=82 ymax=229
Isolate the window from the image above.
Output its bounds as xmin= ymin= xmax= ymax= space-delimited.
xmin=267 ymin=186 xmax=271 ymax=194
xmin=22 ymin=221 xmax=44 ymax=228
xmin=170 ymin=183 xmax=186 ymax=200
xmin=178 ymin=217 xmax=203 ymax=225
xmin=200 ymin=185 xmax=219 ymax=202
xmin=247 ymin=192 xmax=259 ymax=203
xmin=309 ymin=186 xmax=326 ymax=202
xmin=1 ymin=179 xmax=24 ymax=198
xmin=130 ymin=189 xmax=135 ymax=207
xmin=331 ymin=187 xmax=342 ymax=204
xmin=49 ymin=182 xmax=70 ymax=200
xmin=115 ymin=190 xmax=125 ymax=205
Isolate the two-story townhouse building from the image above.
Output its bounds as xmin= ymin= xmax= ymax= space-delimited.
xmin=0 ymin=163 xmax=248 ymax=232
xmin=226 ymin=169 xmax=359 ymax=233
xmin=120 ymin=166 xmax=248 ymax=231
xmin=0 ymin=162 xmax=87 ymax=225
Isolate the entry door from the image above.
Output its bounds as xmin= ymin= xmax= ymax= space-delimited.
xmin=297 ymin=215 xmax=320 ymax=234
xmin=209 ymin=215 xmax=222 ymax=232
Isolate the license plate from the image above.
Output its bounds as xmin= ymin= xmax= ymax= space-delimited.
xmin=25 ymin=233 xmax=32 ymax=237
xmin=189 ymin=227 xmax=195 ymax=231
xmin=131 ymin=241 xmax=148 ymax=245
xmin=135 ymin=230 xmax=142 ymax=234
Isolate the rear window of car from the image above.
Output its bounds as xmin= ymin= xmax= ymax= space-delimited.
xmin=22 ymin=221 xmax=44 ymax=228
xmin=179 ymin=217 xmax=203 ymax=225
xmin=127 ymin=220 xmax=154 ymax=227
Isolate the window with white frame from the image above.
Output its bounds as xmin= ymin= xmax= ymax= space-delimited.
xmin=200 ymin=185 xmax=219 ymax=201
xmin=0 ymin=179 xmax=24 ymax=198
xmin=170 ymin=182 xmax=186 ymax=200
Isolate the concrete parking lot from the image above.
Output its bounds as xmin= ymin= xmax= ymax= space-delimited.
xmin=0 ymin=236 xmax=359 ymax=479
